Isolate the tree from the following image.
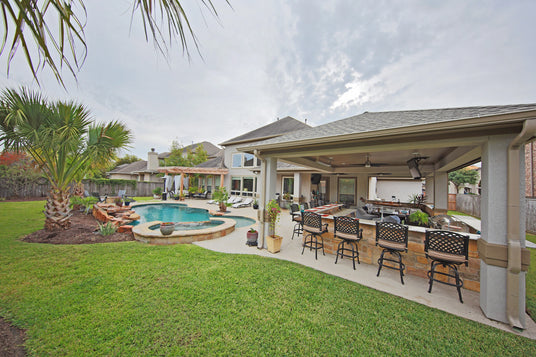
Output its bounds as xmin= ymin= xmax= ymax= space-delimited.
xmin=164 ymin=140 xmax=208 ymax=167
xmin=115 ymin=154 xmax=141 ymax=166
xmin=448 ymin=168 xmax=479 ymax=193
xmin=0 ymin=0 xmax=230 ymax=87
xmin=0 ymin=87 xmax=132 ymax=230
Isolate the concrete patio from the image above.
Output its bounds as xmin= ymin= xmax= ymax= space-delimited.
xmin=180 ymin=199 xmax=536 ymax=340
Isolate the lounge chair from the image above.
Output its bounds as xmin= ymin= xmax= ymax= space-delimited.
xmin=192 ymin=191 xmax=209 ymax=199
xmin=232 ymin=197 xmax=253 ymax=208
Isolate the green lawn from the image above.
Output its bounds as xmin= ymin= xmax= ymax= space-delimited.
xmin=1 ymin=201 xmax=535 ymax=355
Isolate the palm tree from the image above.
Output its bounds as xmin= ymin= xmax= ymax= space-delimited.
xmin=0 ymin=87 xmax=132 ymax=230
xmin=0 ymin=0 xmax=230 ymax=87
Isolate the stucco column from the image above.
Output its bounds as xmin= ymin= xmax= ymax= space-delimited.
xmin=480 ymin=134 xmax=526 ymax=326
xmin=293 ymin=173 xmax=301 ymax=203
xmin=368 ymin=177 xmax=377 ymax=200
xmin=260 ymin=157 xmax=278 ymax=248
xmin=425 ymin=175 xmax=435 ymax=204
xmin=433 ymin=172 xmax=448 ymax=214
xmin=357 ymin=174 xmax=369 ymax=203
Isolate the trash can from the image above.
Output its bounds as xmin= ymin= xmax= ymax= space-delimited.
xmin=162 ymin=192 xmax=167 ymax=200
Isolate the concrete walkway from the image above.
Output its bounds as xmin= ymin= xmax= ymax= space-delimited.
xmin=179 ymin=199 xmax=536 ymax=340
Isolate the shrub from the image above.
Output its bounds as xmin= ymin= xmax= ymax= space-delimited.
xmin=98 ymin=222 xmax=117 ymax=236
xmin=408 ymin=210 xmax=429 ymax=226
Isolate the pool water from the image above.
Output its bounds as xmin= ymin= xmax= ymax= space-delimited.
xmin=131 ymin=204 xmax=209 ymax=225
xmin=149 ymin=220 xmax=224 ymax=231
xmin=224 ymin=216 xmax=256 ymax=228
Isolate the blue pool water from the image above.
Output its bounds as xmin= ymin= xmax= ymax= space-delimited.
xmin=224 ymin=216 xmax=256 ymax=228
xmin=132 ymin=203 xmax=209 ymax=224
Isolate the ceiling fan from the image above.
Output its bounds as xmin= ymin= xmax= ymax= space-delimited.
xmin=353 ymin=154 xmax=387 ymax=168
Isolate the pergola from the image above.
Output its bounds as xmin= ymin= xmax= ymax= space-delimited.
xmin=239 ymin=104 xmax=536 ymax=329
xmin=157 ymin=167 xmax=228 ymax=193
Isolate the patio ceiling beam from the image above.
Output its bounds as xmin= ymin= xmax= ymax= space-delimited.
xmin=286 ymin=157 xmax=335 ymax=173
xmin=434 ymin=146 xmax=482 ymax=172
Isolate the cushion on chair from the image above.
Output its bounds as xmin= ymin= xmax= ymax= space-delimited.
xmin=427 ymin=250 xmax=467 ymax=264
xmin=335 ymin=231 xmax=360 ymax=241
xmin=377 ymin=239 xmax=406 ymax=251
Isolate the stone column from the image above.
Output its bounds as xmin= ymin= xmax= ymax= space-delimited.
xmin=425 ymin=175 xmax=435 ymax=204
xmin=433 ymin=172 xmax=448 ymax=214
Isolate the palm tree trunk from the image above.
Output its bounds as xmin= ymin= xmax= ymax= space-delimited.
xmin=44 ymin=188 xmax=72 ymax=231
xmin=72 ymin=182 xmax=84 ymax=197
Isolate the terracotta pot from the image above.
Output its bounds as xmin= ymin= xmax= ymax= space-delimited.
xmin=266 ymin=235 xmax=283 ymax=253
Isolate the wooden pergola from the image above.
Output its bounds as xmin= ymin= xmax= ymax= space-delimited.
xmin=158 ymin=167 xmax=228 ymax=193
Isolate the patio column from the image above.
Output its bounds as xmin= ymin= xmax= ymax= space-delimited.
xmin=260 ymin=157 xmax=278 ymax=249
xmin=425 ymin=175 xmax=434 ymax=204
xmin=480 ymin=133 xmax=526 ymax=327
xmin=368 ymin=177 xmax=377 ymax=200
xmin=433 ymin=172 xmax=448 ymax=214
xmin=357 ymin=174 xmax=369 ymax=204
xmin=293 ymin=173 xmax=301 ymax=203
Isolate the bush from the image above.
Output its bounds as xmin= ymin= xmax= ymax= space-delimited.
xmin=98 ymin=222 xmax=117 ymax=236
xmin=408 ymin=210 xmax=429 ymax=226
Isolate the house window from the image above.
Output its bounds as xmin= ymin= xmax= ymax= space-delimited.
xmin=232 ymin=154 xmax=242 ymax=168
xmin=244 ymin=153 xmax=255 ymax=167
xmin=243 ymin=177 xmax=254 ymax=196
xmin=282 ymin=177 xmax=294 ymax=195
xmin=338 ymin=178 xmax=356 ymax=206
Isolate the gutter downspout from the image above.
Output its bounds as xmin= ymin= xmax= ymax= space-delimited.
xmin=507 ymin=119 xmax=536 ymax=329
xmin=254 ymin=150 xmax=266 ymax=250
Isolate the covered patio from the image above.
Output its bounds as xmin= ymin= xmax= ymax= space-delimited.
xmin=239 ymin=104 xmax=536 ymax=329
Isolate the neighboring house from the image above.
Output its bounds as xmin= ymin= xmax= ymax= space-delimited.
xmin=108 ymin=148 xmax=162 ymax=182
xmin=218 ymin=116 xmax=311 ymax=198
xmin=525 ymin=141 xmax=536 ymax=198
xmin=158 ymin=141 xmax=222 ymax=163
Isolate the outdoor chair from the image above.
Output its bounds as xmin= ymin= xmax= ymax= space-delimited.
xmin=290 ymin=203 xmax=302 ymax=239
xmin=424 ymin=230 xmax=470 ymax=303
xmin=232 ymin=197 xmax=253 ymax=208
xmin=302 ymin=202 xmax=309 ymax=210
xmin=356 ymin=207 xmax=378 ymax=221
xmin=334 ymin=216 xmax=363 ymax=270
xmin=301 ymin=212 xmax=328 ymax=260
xmin=376 ymin=221 xmax=408 ymax=284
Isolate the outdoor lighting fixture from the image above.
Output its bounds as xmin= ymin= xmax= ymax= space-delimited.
xmin=407 ymin=157 xmax=424 ymax=179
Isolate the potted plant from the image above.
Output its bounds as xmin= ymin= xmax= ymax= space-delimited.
xmin=266 ymin=199 xmax=283 ymax=253
xmin=252 ymin=199 xmax=259 ymax=210
xmin=246 ymin=228 xmax=258 ymax=246
xmin=408 ymin=209 xmax=429 ymax=227
xmin=152 ymin=187 xmax=162 ymax=199
xmin=213 ymin=187 xmax=231 ymax=212
xmin=159 ymin=222 xmax=175 ymax=235
xmin=123 ymin=197 xmax=134 ymax=206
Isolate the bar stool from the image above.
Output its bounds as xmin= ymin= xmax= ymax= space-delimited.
xmin=334 ymin=216 xmax=362 ymax=270
xmin=424 ymin=230 xmax=469 ymax=303
xmin=375 ymin=221 xmax=408 ymax=284
xmin=290 ymin=203 xmax=302 ymax=240
xmin=301 ymin=212 xmax=328 ymax=259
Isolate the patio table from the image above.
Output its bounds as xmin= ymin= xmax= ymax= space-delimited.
xmin=305 ymin=203 xmax=344 ymax=215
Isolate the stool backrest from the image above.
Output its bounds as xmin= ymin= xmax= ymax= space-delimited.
xmin=375 ymin=221 xmax=408 ymax=246
xmin=303 ymin=211 xmax=322 ymax=229
xmin=425 ymin=230 xmax=469 ymax=263
xmin=334 ymin=216 xmax=360 ymax=236
xmin=290 ymin=203 xmax=300 ymax=215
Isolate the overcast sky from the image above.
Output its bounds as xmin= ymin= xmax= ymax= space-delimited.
xmin=1 ymin=0 xmax=535 ymax=159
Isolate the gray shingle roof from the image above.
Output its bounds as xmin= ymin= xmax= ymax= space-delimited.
xmin=194 ymin=152 xmax=226 ymax=169
xmin=108 ymin=160 xmax=148 ymax=174
xmin=159 ymin=141 xmax=222 ymax=159
xmin=244 ymin=104 xmax=536 ymax=147
xmin=219 ymin=116 xmax=311 ymax=146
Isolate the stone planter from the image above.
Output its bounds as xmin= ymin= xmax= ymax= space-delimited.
xmin=159 ymin=222 xmax=175 ymax=235
xmin=246 ymin=231 xmax=258 ymax=246
xmin=266 ymin=235 xmax=283 ymax=253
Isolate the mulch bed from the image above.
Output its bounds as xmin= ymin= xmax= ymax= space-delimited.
xmin=1 ymin=206 xmax=135 ymax=355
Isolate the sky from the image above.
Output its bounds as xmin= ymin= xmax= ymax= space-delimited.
xmin=1 ymin=0 xmax=535 ymax=159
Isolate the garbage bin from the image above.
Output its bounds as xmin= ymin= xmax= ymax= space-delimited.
xmin=162 ymin=192 xmax=167 ymax=200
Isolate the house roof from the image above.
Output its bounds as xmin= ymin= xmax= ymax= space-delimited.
xmin=195 ymin=152 xmax=226 ymax=169
xmin=239 ymin=104 xmax=536 ymax=150
xmin=158 ymin=141 xmax=222 ymax=159
xmin=108 ymin=160 xmax=148 ymax=174
xmin=219 ymin=116 xmax=311 ymax=146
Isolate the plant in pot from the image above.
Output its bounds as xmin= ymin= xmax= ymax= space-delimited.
xmin=266 ymin=199 xmax=283 ymax=253
xmin=159 ymin=222 xmax=175 ymax=235
xmin=246 ymin=227 xmax=258 ymax=246
xmin=408 ymin=209 xmax=429 ymax=227
xmin=213 ymin=187 xmax=231 ymax=212
xmin=152 ymin=187 xmax=162 ymax=199
xmin=252 ymin=199 xmax=259 ymax=210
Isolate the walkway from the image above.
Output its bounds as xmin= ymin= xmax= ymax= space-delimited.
xmin=181 ymin=199 xmax=536 ymax=339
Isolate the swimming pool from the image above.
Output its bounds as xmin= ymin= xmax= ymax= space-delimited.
xmin=131 ymin=203 xmax=209 ymax=225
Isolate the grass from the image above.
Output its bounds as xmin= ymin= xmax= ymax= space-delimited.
xmin=1 ymin=201 xmax=535 ymax=355
xmin=447 ymin=210 xmax=472 ymax=217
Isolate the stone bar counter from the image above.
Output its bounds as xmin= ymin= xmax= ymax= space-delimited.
xmin=306 ymin=213 xmax=481 ymax=292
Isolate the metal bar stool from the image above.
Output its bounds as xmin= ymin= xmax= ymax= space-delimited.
xmin=301 ymin=211 xmax=328 ymax=260
xmin=334 ymin=216 xmax=363 ymax=270
xmin=424 ymin=230 xmax=469 ymax=303
xmin=290 ymin=203 xmax=303 ymax=240
xmin=375 ymin=221 xmax=408 ymax=284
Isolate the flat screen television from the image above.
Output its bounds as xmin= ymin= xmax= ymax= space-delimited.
xmin=407 ymin=158 xmax=422 ymax=179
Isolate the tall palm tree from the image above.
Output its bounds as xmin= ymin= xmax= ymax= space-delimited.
xmin=0 ymin=0 xmax=230 ymax=87
xmin=0 ymin=87 xmax=132 ymax=230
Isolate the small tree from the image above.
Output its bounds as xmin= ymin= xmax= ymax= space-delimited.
xmin=448 ymin=168 xmax=479 ymax=193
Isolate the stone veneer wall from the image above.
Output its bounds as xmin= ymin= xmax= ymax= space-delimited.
xmin=316 ymin=220 xmax=481 ymax=292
